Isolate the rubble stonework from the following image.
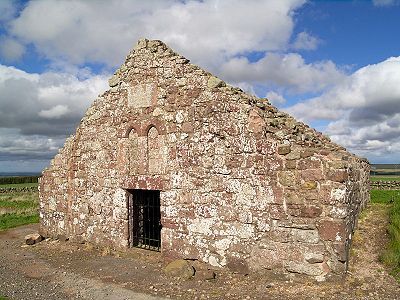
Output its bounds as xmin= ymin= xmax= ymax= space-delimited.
xmin=39 ymin=39 xmax=370 ymax=279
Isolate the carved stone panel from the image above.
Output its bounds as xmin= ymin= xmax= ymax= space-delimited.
xmin=128 ymin=83 xmax=156 ymax=108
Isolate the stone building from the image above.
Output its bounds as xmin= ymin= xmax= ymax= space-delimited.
xmin=39 ymin=39 xmax=370 ymax=279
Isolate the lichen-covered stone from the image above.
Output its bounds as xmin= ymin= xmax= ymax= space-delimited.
xmin=277 ymin=145 xmax=291 ymax=155
xmin=39 ymin=38 xmax=370 ymax=281
xmin=207 ymin=76 xmax=226 ymax=89
xmin=25 ymin=233 xmax=43 ymax=245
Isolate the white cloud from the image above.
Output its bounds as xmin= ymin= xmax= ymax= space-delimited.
xmin=8 ymin=0 xmax=305 ymax=70
xmin=39 ymin=105 xmax=70 ymax=119
xmin=0 ymin=64 xmax=109 ymax=166
xmin=285 ymin=56 xmax=400 ymax=161
xmin=266 ymin=91 xmax=287 ymax=105
xmin=220 ymin=53 xmax=346 ymax=94
xmin=292 ymin=31 xmax=320 ymax=50
xmin=0 ymin=64 xmax=109 ymax=137
xmin=0 ymin=37 xmax=25 ymax=61
xmin=373 ymin=0 xmax=398 ymax=7
xmin=0 ymin=127 xmax=64 ymax=161
xmin=0 ymin=0 xmax=17 ymax=22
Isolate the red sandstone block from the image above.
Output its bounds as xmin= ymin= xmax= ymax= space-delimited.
xmin=327 ymin=169 xmax=348 ymax=183
xmin=300 ymin=149 xmax=315 ymax=158
xmin=277 ymin=145 xmax=291 ymax=155
xmin=288 ymin=204 xmax=322 ymax=218
xmin=269 ymin=204 xmax=287 ymax=220
xmin=255 ymin=140 xmax=276 ymax=155
xmin=285 ymin=160 xmax=297 ymax=169
xmin=317 ymin=219 xmax=347 ymax=242
xmin=301 ymin=169 xmax=324 ymax=181
xmin=297 ymin=158 xmax=322 ymax=170
xmin=333 ymin=242 xmax=348 ymax=262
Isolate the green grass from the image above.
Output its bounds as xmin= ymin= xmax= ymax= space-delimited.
xmin=371 ymin=175 xmax=400 ymax=182
xmin=370 ymin=190 xmax=400 ymax=204
xmin=0 ymin=182 xmax=38 ymax=188
xmin=0 ymin=191 xmax=39 ymax=231
xmin=369 ymin=189 xmax=400 ymax=280
xmin=0 ymin=214 xmax=39 ymax=231
xmin=380 ymin=196 xmax=400 ymax=281
xmin=0 ymin=296 xmax=8 ymax=300
xmin=0 ymin=199 xmax=37 ymax=209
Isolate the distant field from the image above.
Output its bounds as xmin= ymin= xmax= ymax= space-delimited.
xmin=0 ymin=176 xmax=39 ymax=185
xmin=0 ymin=176 xmax=40 ymax=231
xmin=0 ymin=182 xmax=39 ymax=188
xmin=371 ymin=164 xmax=400 ymax=169
xmin=371 ymin=175 xmax=400 ymax=182
xmin=371 ymin=164 xmax=400 ymax=177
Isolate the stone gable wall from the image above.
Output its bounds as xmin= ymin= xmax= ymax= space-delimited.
xmin=39 ymin=39 xmax=370 ymax=280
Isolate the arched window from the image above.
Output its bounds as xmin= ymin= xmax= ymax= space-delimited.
xmin=147 ymin=126 xmax=165 ymax=174
xmin=128 ymin=129 xmax=139 ymax=175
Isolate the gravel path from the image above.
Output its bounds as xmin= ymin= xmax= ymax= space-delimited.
xmin=0 ymin=225 xmax=165 ymax=300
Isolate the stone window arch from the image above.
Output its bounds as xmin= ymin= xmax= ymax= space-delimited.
xmin=147 ymin=125 xmax=165 ymax=174
xmin=128 ymin=128 xmax=139 ymax=175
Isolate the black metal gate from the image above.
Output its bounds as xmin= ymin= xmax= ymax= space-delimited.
xmin=128 ymin=189 xmax=161 ymax=251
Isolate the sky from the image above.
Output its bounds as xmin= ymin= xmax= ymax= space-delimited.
xmin=0 ymin=0 xmax=400 ymax=173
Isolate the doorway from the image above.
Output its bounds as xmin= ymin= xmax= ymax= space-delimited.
xmin=128 ymin=189 xmax=161 ymax=251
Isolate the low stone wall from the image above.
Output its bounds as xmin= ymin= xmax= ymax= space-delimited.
xmin=0 ymin=186 xmax=38 ymax=193
xmin=370 ymin=181 xmax=400 ymax=190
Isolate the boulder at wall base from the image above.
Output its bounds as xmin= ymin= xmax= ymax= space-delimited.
xmin=25 ymin=233 xmax=44 ymax=245
xmin=164 ymin=259 xmax=195 ymax=279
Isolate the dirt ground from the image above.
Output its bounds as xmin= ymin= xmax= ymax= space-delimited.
xmin=0 ymin=203 xmax=399 ymax=300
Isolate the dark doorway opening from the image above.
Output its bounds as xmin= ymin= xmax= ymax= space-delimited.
xmin=128 ymin=189 xmax=161 ymax=251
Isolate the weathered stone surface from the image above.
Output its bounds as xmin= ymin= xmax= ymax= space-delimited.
xmin=302 ymin=181 xmax=318 ymax=190
xmin=317 ymin=220 xmax=347 ymax=242
xmin=285 ymin=261 xmax=323 ymax=276
xmin=277 ymin=145 xmax=291 ymax=155
xmin=25 ymin=233 xmax=43 ymax=245
xmin=56 ymin=234 xmax=69 ymax=242
xmin=207 ymin=76 xmax=225 ymax=89
xmin=39 ymin=38 xmax=370 ymax=280
xmin=248 ymin=110 xmax=265 ymax=134
xmin=194 ymin=269 xmax=216 ymax=280
xmin=108 ymin=74 xmax=120 ymax=87
xmin=291 ymin=229 xmax=319 ymax=244
xmin=327 ymin=169 xmax=348 ymax=182
xmin=278 ymin=171 xmax=297 ymax=186
xmin=164 ymin=259 xmax=195 ymax=279
xmin=300 ymin=149 xmax=315 ymax=158
xmin=305 ymin=252 xmax=324 ymax=264
xmin=227 ymin=257 xmax=250 ymax=275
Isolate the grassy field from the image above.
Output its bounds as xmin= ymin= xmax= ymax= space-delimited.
xmin=381 ymin=197 xmax=400 ymax=280
xmin=0 ymin=187 xmax=39 ymax=231
xmin=370 ymin=190 xmax=400 ymax=204
xmin=0 ymin=182 xmax=38 ymax=188
xmin=370 ymin=175 xmax=400 ymax=182
xmin=370 ymin=189 xmax=400 ymax=280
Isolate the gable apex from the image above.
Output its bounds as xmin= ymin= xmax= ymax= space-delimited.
xmin=106 ymin=38 xmax=351 ymax=156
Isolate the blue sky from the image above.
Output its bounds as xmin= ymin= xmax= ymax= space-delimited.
xmin=0 ymin=0 xmax=400 ymax=173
